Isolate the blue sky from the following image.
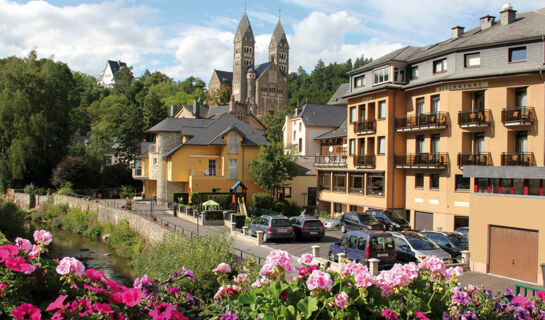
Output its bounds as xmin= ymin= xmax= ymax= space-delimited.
xmin=1 ymin=0 xmax=543 ymax=83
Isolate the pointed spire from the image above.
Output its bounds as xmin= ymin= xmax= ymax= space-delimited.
xmin=235 ymin=12 xmax=254 ymax=42
xmin=270 ymin=20 xmax=289 ymax=48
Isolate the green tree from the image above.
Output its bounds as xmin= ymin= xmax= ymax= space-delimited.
xmin=249 ymin=143 xmax=298 ymax=199
xmin=261 ymin=105 xmax=296 ymax=142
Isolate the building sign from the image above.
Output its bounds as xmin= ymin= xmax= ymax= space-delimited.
xmin=436 ymin=82 xmax=488 ymax=92
xmin=361 ymin=96 xmax=373 ymax=102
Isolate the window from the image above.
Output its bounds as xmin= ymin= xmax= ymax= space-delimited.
xmin=153 ymin=158 xmax=157 ymax=165
xmin=334 ymin=203 xmax=342 ymax=213
xmin=208 ymin=159 xmax=217 ymax=176
xmin=350 ymin=107 xmax=357 ymax=123
xmin=433 ymin=58 xmax=447 ymax=73
xmin=293 ymin=131 xmax=296 ymax=141
xmin=212 ymin=188 xmax=221 ymax=193
xmin=529 ymin=179 xmax=542 ymax=196
xmin=228 ymin=159 xmax=238 ymax=180
xmin=319 ymin=172 xmax=331 ymax=190
xmin=474 ymin=133 xmax=485 ymax=154
xmin=455 ymin=175 xmax=470 ymax=191
xmin=298 ymin=138 xmax=302 ymax=153
xmin=476 ymin=178 xmax=488 ymax=193
xmin=431 ymin=95 xmax=440 ymax=113
xmin=299 ymin=122 xmax=302 ymax=131
xmin=430 ymin=174 xmax=440 ymax=189
xmin=334 ymin=173 xmax=346 ymax=192
xmin=394 ymin=66 xmax=405 ymax=83
xmin=378 ymin=136 xmax=386 ymax=154
xmin=501 ymin=178 xmax=513 ymax=194
xmin=357 ymin=238 xmax=367 ymax=251
xmin=349 ymin=205 xmax=358 ymax=211
xmin=416 ymin=98 xmax=425 ymax=115
xmin=354 ymin=75 xmax=365 ymax=88
xmin=514 ymin=179 xmax=524 ymax=195
xmin=416 ymin=135 xmax=425 ymax=154
xmin=415 ymin=174 xmax=424 ymax=188
xmin=410 ymin=66 xmax=419 ymax=79
xmin=464 ymin=53 xmax=480 ymax=67
xmin=516 ymin=132 xmax=528 ymax=153
xmin=509 ymin=47 xmax=526 ymax=62
xmin=349 ymin=139 xmax=355 ymax=155
xmin=350 ymin=174 xmax=364 ymax=194
xmin=515 ymin=87 xmax=527 ymax=107
xmin=367 ymin=174 xmax=384 ymax=196
xmin=279 ymin=187 xmax=291 ymax=199
xmin=431 ymin=134 xmax=440 ymax=154
xmin=373 ymin=66 xmax=391 ymax=84
xmin=228 ymin=133 xmax=238 ymax=153
xmin=378 ymin=100 xmax=386 ymax=119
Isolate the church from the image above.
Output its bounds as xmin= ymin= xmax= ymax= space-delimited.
xmin=208 ymin=12 xmax=289 ymax=116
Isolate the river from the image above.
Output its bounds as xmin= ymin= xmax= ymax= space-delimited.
xmin=46 ymin=228 xmax=135 ymax=287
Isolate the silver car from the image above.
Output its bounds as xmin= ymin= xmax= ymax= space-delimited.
xmin=323 ymin=216 xmax=342 ymax=229
xmin=393 ymin=231 xmax=452 ymax=264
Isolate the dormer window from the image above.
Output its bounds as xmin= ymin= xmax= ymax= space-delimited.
xmin=410 ymin=66 xmax=419 ymax=80
xmin=464 ymin=53 xmax=480 ymax=67
xmin=373 ymin=66 xmax=390 ymax=85
xmin=433 ymin=58 xmax=447 ymax=73
xmin=393 ymin=66 xmax=405 ymax=83
xmin=354 ymin=75 xmax=365 ymax=88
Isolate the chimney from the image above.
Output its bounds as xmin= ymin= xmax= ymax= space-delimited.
xmin=169 ymin=105 xmax=176 ymax=117
xmin=500 ymin=3 xmax=516 ymax=25
xmin=192 ymin=99 xmax=200 ymax=119
xmin=451 ymin=25 xmax=465 ymax=39
xmin=480 ymin=14 xmax=495 ymax=30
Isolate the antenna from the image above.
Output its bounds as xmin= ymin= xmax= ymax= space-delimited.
xmin=244 ymin=0 xmax=247 ymax=12
xmin=278 ymin=8 xmax=281 ymax=20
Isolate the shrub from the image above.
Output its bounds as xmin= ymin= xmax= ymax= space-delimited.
xmin=101 ymin=164 xmax=136 ymax=188
xmin=190 ymin=192 xmax=202 ymax=204
xmin=23 ymin=183 xmax=37 ymax=195
xmin=273 ymin=199 xmax=289 ymax=213
xmin=202 ymin=210 xmax=223 ymax=221
xmin=51 ymin=157 xmax=98 ymax=189
xmin=104 ymin=220 xmax=143 ymax=259
xmin=286 ymin=201 xmax=301 ymax=217
xmin=173 ymin=192 xmax=189 ymax=204
xmin=253 ymin=193 xmax=273 ymax=210
xmin=57 ymin=182 xmax=73 ymax=195
xmin=0 ymin=202 xmax=27 ymax=240
xmin=119 ymin=185 xmax=135 ymax=198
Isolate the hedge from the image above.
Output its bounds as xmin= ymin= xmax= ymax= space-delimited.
xmin=202 ymin=210 xmax=224 ymax=221
xmin=252 ymin=193 xmax=273 ymax=210
xmin=173 ymin=192 xmax=189 ymax=204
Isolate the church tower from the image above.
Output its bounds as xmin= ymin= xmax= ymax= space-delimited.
xmin=233 ymin=12 xmax=255 ymax=104
xmin=269 ymin=20 xmax=289 ymax=74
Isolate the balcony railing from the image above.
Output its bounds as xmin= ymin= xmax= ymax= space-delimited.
xmin=189 ymin=169 xmax=219 ymax=176
xmin=314 ymin=155 xmax=347 ymax=167
xmin=501 ymin=152 xmax=535 ymax=166
xmin=458 ymin=109 xmax=492 ymax=128
xmin=395 ymin=112 xmax=448 ymax=132
xmin=457 ymin=152 xmax=492 ymax=167
xmin=353 ymin=155 xmax=376 ymax=168
xmin=132 ymin=168 xmax=147 ymax=179
xmin=501 ymin=107 xmax=535 ymax=127
xmin=320 ymin=145 xmax=346 ymax=155
xmin=354 ymin=119 xmax=376 ymax=135
xmin=395 ymin=153 xmax=448 ymax=169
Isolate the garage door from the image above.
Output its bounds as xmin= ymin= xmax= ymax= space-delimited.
xmin=415 ymin=211 xmax=433 ymax=230
xmin=489 ymin=226 xmax=538 ymax=283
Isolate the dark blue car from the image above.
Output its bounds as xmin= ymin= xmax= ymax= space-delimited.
xmin=328 ymin=231 xmax=396 ymax=270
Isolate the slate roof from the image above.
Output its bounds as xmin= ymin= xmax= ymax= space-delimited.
xmin=147 ymin=118 xmax=213 ymax=133
xmin=139 ymin=142 xmax=155 ymax=158
xmin=271 ymin=20 xmax=289 ymax=48
xmin=107 ymin=60 xmax=127 ymax=74
xmin=314 ymin=119 xmax=347 ymax=140
xmin=254 ymin=62 xmax=287 ymax=79
xmin=296 ymin=103 xmax=347 ymax=127
xmin=327 ymin=83 xmax=350 ymax=105
xmin=295 ymin=156 xmax=317 ymax=176
xmin=235 ymin=12 xmax=254 ymax=39
xmin=214 ymin=70 xmax=232 ymax=85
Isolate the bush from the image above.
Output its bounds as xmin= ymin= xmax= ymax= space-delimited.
xmin=57 ymin=182 xmax=73 ymax=195
xmin=253 ymin=193 xmax=273 ymax=210
xmin=286 ymin=201 xmax=301 ymax=217
xmin=23 ymin=183 xmax=37 ymax=195
xmin=119 ymin=185 xmax=135 ymax=198
xmin=273 ymin=199 xmax=289 ymax=213
xmin=190 ymin=192 xmax=202 ymax=204
xmin=173 ymin=192 xmax=189 ymax=204
xmin=104 ymin=220 xmax=143 ymax=259
xmin=202 ymin=210 xmax=224 ymax=221
xmin=51 ymin=157 xmax=98 ymax=189
xmin=0 ymin=202 xmax=28 ymax=240
xmin=62 ymin=207 xmax=93 ymax=234
xmin=134 ymin=232 xmax=235 ymax=299
xmin=101 ymin=164 xmax=137 ymax=188
xmin=232 ymin=214 xmax=246 ymax=228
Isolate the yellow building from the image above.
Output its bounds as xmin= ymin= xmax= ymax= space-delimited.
xmin=133 ymin=112 xmax=269 ymax=204
xmin=317 ymin=5 xmax=545 ymax=284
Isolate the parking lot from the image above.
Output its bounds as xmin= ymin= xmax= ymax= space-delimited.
xmin=260 ymin=229 xmax=343 ymax=258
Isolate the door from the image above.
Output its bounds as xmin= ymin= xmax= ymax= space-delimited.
xmin=431 ymin=95 xmax=440 ymax=114
xmin=473 ymin=91 xmax=485 ymax=111
xmin=516 ymin=132 xmax=528 ymax=153
xmin=515 ymin=88 xmax=527 ymax=107
xmin=394 ymin=237 xmax=414 ymax=263
xmin=307 ymin=187 xmax=316 ymax=207
xmin=431 ymin=134 xmax=440 ymax=155
xmin=416 ymin=135 xmax=425 ymax=154
xmin=359 ymin=105 xmax=366 ymax=122
xmin=489 ymin=226 xmax=538 ymax=282
xmin=474 ymin=133 xmax=485 ymax=154
xmin=415 ymin=211 xmax=433 ymax=230
xmin=346 ymin=235 xmax=360 ymax=261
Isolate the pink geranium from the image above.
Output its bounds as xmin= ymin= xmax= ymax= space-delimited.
xmin=85 ymin=269 xmax=105 ymax=283
xmin=214 ymin=285 xmax=242 ymax=300
xmin=259 ymin=250 xmax=294 ymax=276
xmin=148 ymin=303 xmax=188 ymax=320
xmin=93 ymin=303 xmax=114 ymax=314
xmin=212 ymin=262 xmax=232 ymax=273
xmin=0 ymin=244 xmax=19 ymax=262
xmin=78 ymin=299 xmax=94 ymax=316
xmin=56 ymin=257 xmax=85 ymax=276
xmin=297 ymin=253 xmax=315 ymax=266
xmin=5 ymin=256 xmax=35 ymax=274
xmin=418 ymin=256 xmax=445 ymax=275
xmin=306 ymin=270 xmax=332 ymax=291
xmin=0 ymin=283 xmax=6 ymax=298
xmin=46 ymin=295 xmax=69 ymax=312
xmin=15 ymin=238 xmax=33 ymax=252
xmin=27 ymin=245 xmax=40 ymax=261
xmin=121 ymin=288 xmax=144 ymax=307
xmin=414 ymin=311 xmax=430 ymax=320
xmin=381 ymin=309 xmax=399 ymax=320
xmin=33 ymin=230 xmax=53 ymax=245
xmin=233 ymin=273 xmax=250 ymax=283
xmin=12 ymin=303 xmax=41 ymax=320
xmin=334 ymin=291 xmax=349 ymax=308
xmin=537 ymin=291 xmax=545 ymax=301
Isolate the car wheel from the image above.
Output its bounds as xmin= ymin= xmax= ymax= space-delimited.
xmin=329 ymin=251 xmax=336 ymax=262
xmin=263 ymin=233 xmax=268 ymax=243
xmin=341 ymin=225 xmax=347 ymax=233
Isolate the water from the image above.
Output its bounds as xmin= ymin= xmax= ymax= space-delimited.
xmin=46 ymin=228 xmax=135 ymax=287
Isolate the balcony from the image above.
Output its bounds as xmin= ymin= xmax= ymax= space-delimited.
xmin=457 ymin=153 xmax=492 ymax=168
xmin=132 ymin=168 xmax=148 ymax=180
xmin=501 ymin=107 xmax=535 ymax=127
xmin=395 ymin=112 xmax=448 ymax=132
xmin=189 ymin=169 xmax=219 ymax=177
xmin=354 ymin=119 xmax=376 ymax=135
xmin=314 ymin=155 xmax=347 ymax=167
xmin=353 ymin=155 xmax=376 ymax=168
xmin=458 ymin=110 xmax=492 ymax=128
xmin=395 ymin=153 xmax=448 ymax=169
xmin=501 ymin=152 xmax=535 ymax=166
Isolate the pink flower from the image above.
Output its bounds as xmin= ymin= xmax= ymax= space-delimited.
xmin=27 ymin=245 xmax=40 ymax=261
xmin=259 ymin=250 xmax=294 ymax=276
xmin=0 ymin=283 xmax=6 ymax=298
xmin=251 ymin=277 xmax=271 ymax=288
xmin=5 ymin=256 xmax=35 ymax=274
xmin=168 ymin=287 xmax=181 ymax=294
xmin=121 ymin=288 xmax=144 ymax=307
xmin=46 ymin=295 xmax=69 ymax=311
xmin=445 ymin=266 xmax=464 ymax=280
xmin=33 ymin=230 xmax=53 ymax=245
xmin=537 ymin=291 xmax=545 ymax=301
xmin=381 ymin=309 xmax=399 ymax=320
xmin=233 ymin=273 xmax=250 ymax=283
xmin=56 ymin=257 xmax=85 ymax=276
xmin=214 ymin=285 xmax=242 ymax=300
xmin=148 ymin=303 xmax=187 ymax=320
xmin=334 ymin=291 xmax=349 ymax=308
xmin=93 ymin=303 xmax=114 ymax=314
xmin=78 ymin=299 xmax=94 ymax=316
xmin=15 ymin=238 xmax=33 ymax=252
xmin=85 ymin=269 xmax=105 ymax=283
xmin=297 ymin=253 xmax=315 ymax=266
xmin=418 ymin=256 xmax=445 ymax=275
xmin=12 ymin=303 xmax=41 ymax=320
xmin=84 ymin=283 xmax=109 ymax=295
xmin=0 ymin=244 xmax=19 ymax=262
xmin=306 ymin=270 xmax=332 ymax=291
xmin=298 ymin=265 xmax=319 ymax=279
xmin=212 ymin=262 xmax=231 ymax=273
xmin=414 ymin=311 xmax=430 ymax=320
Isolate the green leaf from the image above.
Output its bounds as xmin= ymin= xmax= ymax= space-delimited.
xmin=297 ymin=296 xmax=319 ymax=319
xmin=238 ymin=292 xmax=257 ymax=305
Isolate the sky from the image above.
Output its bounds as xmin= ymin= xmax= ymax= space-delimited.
xmin=1 ymin=0 xmax=544 ymax=84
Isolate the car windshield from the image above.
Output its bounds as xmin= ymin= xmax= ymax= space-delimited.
xmin=406 ymin=236 xmax=438 ymax=250
xmin=449 ymin=234 xmax=469 ymax=247
xmin=385 ymin=211 xmax=408 ymax=225
xmin=303 ymin=221 xmax=323 ymax=228
xmin=358 ymin=214 xmax=376 ymax=224
xmin=271 ymin=219 xmax=292 ymax=227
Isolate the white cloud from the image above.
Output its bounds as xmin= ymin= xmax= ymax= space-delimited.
xmin=0 ymin=0 xmax=162 ymax=76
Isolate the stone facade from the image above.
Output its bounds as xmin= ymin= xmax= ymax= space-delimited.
xmin=154 ymin=132 xmax=181 ymax=203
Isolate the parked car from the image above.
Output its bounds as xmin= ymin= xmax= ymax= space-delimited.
xmin=455 ymin=227 xmax=469 ymax=238
xmin=248 ymin=215 xmax=294 ymax=242
xmin=340 ymin=212 xmax=386 ymax=233
xmin=328 ymin=231 xmax=396 ymax=270
xmin=323 ymin=216 xmax=342 ymax=229
xmin=289 ymin=216 xmax=325 ymax=241
xmin=392 ymin=231 xmax=452 ymax=264
xmin=365 ymin=209 xmax=411 ymax=231
xmin=419 ymin=231 xmax=469 ymax=262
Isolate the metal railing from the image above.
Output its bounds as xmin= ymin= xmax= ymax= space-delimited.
xmin=314 ymin=154 xmax=347 ymax=167
xmin=353 ymin=154 xmax=376 ymax=168
xmin=354 ymin=119 xmax=376 ymax=134
xmin=458 ymin=109 xmax=492 ymax=127
xmin=501 ymin=152 xmax=535 ymax=166
xmin=501 ymin=107 xmax=534 ymax=125
xmin=457 ymin=152 xmax=492 ymax=167
xmin=395 ymin=153 xmax=449 ymax=168
xmin=395 ymin=112 xmax=448 ymax=131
